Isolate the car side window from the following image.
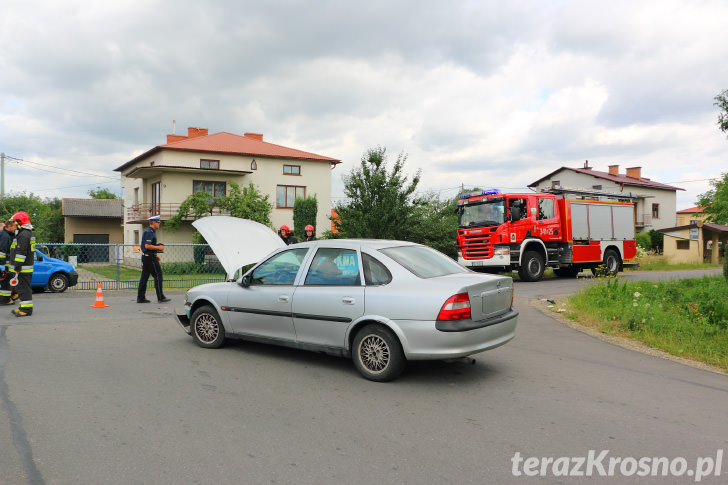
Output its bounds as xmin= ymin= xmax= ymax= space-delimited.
xmin=304 ymin=248 xmax=360 ymax=286
xmin=362 ymin=253 xmax=392 ymax=286
xmin=250 ymin=248 xmax=308 ymax=285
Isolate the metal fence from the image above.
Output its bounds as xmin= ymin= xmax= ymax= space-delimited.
xmin=39 ymin=243 xmax=227 ymax=291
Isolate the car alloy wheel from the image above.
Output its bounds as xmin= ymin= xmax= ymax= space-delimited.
xmin=191 ymin=305 xmax=226 ymax=349
xmin=352 ymin=324 xmax=406 ymax=382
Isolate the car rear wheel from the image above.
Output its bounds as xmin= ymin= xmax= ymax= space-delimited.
xmin=48 ymin=273 xmax=69 ymax=293
xmin=191 ymin=305 xmax=226 ymax=349
xmin=352 ymin=324 xmax=406 ymax=382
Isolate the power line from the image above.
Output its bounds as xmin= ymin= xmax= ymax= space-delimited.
xmin=4 ymin=155 xmax=117 ymax=179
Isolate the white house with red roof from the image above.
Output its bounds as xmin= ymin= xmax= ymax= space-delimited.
xmin=114 ymin=126 xmax=340 ymax=245
xmin=528 ymin=162 xmax=684 ymax=233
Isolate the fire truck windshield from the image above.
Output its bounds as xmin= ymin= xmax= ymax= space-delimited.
xmin=458 ymin=199 xmax=506 ymax=228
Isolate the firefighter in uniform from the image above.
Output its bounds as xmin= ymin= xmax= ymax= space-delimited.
xmin=302 ymin=224 xmax=317 ymax=242
xmin=278 ymin=225 xmax=299 ymax=245
xmin=8 ymin=212 xmax=35 ymax=317
xmin=0 ymin=219 xmax=17 ymax=305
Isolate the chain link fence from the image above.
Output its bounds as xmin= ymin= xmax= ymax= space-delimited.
xmin=39 ymin=243 xmax=227 ymax=291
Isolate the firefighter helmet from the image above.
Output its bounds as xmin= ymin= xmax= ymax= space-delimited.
xmin=305 ymin=225 xmax=314 ymax=232
xmin=11 ymin=212 xmax=30 ymax=226
xmin=280 ymin=225 xmax=290 ymax=233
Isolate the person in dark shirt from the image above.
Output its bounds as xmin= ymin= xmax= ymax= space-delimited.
xmin=302 ymin=224 xmax=317 ymax=242
xmin=278 ymin=225 xmax=299 ymax=245
xmin=137 ymin=215 xmax=170 ymax=303
xmin=0 ymin=220 xmax=16 ymax=305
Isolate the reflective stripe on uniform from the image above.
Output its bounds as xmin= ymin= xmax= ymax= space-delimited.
xmin=19 ymin=301 xmax=33 ymax=309
xmin=0 ymin=290 xmax=10 ymax=296
xmin=14 ymin=255 xmax=26 ymax=262
xmin=20 ymin=265 xmax=33 ymax=273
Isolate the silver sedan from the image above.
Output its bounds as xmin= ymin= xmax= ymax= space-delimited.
xmin=175 ymin=238 xmax=518 ymax=382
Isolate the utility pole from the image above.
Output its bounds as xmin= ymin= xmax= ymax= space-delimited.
xmin=1 ymin=152 xmax=4 ymax=198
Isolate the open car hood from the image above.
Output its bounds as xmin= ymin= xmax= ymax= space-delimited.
xmin=192 ymin=216 xmax=286 ymax=279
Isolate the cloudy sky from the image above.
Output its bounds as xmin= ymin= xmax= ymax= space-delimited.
xmin=2 ymin=0 xmax=727 ymax=210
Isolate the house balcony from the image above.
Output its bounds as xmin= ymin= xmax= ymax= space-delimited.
xmin=635 ymin=213 xmax=652 ymax=228
xmin=125 ymin=203 xmax=231 ymax=224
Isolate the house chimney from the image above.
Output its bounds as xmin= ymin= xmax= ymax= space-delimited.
xmin=608 ymin=165 xmax=619 ymax=176
xmin=167 ymin=134 xmax=187 ymax=144
xmin=244 ymin=133 xmax=264 ymax=141
xmin=583 ymin=160 xmax=592 ymax=170
xmin=188 ymin=127 xmax=208 ymax=138
xmin=626 ymin=166 xmax=642 ymax=179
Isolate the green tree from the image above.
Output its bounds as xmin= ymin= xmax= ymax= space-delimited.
xmin=166 ymin=181 xmax=272 ymax=231
xmin=88 ymin=187 xmax=119 ymax=199
xmin=697 ymin=172 xmax=728 ymax=225
xmin=332 ymin=146 xmax=421 ymax=239
xmin=408 ymin=191 xmax=459 ymax=258
xmin=715 ymin=89 xmax=728 ymax=136
xmin=0 ymin=192 xmax=63 ymax=243
xmin=293 ymin=195 xmax=318 ymax=239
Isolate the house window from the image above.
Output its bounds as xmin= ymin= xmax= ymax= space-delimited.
xmin=151 ymin=182 xmax=161 ymax=215
xmin=652 ymin=203 xmax=659 ymax=219
xmin=251 ymin=160 xmax=257 ymax=170
xmin=193 ymin=181 xmax=226 ymax=197
xmin=276 ymin=185 xmax=305 ymax=208
xmin=551 ymin=180 xmax=560 ymax=188
xmin=134 ymin=231 xmax=140 ymax=245
xmin=676 ymin=240 xmax=690 ymax=250
xmin=200 ymin=159 xmax=220 ymax=169
xmin=283 ymin=165 xmax=301 ymax=175
xmin=134 ymin=187 xmax=139 ymax=206
xmin=592 ymin=185 xmax=602 ymax=190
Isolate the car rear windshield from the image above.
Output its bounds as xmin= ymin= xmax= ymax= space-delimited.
xmin=379 ymin=245 xmax=468 ymax=278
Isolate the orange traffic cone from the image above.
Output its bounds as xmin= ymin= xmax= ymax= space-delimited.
xmin=90 ymin=283 xmax=110 ymax=308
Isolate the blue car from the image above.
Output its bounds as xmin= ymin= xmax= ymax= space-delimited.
xmin=31 ymin=249 xmax=79 ymax=292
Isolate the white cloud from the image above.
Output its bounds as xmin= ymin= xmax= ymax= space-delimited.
xmin=1 ymin=0 xmax=727 ymax=214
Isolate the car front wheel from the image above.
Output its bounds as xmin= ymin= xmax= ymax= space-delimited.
xmin=191 ymin=305 xmax=226 ymax=349
xmin=48 ymin=273 xmax=69 ymax=293
xmin=352 ymin=324 xmax=406 ymax=382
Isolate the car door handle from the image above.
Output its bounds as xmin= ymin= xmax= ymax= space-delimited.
xmin=342 ymin=297 xmax=355 ymax=305
xmin=278 ymin=295 xmax=290 ymax=303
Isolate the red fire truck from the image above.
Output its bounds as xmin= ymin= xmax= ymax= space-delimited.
xmin=455 ymin=187 xmax=638 ymax=281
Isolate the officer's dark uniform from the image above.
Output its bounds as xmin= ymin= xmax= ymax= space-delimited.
xmin=137 ymin=218 xmax=168 ymax=303
xmin=9 ymin=226 xmax=35 ymax=316
xmin=0 ymin=225 xmax=14 ymax=304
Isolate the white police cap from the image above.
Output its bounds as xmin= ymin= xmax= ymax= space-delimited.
xmin=148 ymin=215 xmax=161 ymax=222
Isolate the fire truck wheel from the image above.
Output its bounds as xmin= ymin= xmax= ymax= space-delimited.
xmin=519 ymin=250 xmax=545 ymax=282
xmin=603 ymin=249 xmax=621 ymax=275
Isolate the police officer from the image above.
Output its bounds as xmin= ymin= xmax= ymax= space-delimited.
xmin=302 ymin=224 xmax=317 ymax=242
xmin=0 ymin=220 xmax=16 ymax=305
xmin=137 ymin=215 xmax=170 ymax=303
xmin=278 ymin=225 xmax=299 ymax=245
xmin=8 ymin=212 xmax=35 ymax=317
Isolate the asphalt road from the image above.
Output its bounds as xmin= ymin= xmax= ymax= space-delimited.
xmin=0 ymin=270 xmax=726 ymax=484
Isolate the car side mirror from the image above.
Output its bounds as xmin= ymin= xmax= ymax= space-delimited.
xmin=239 ymin=274 xmax=252 ymax=287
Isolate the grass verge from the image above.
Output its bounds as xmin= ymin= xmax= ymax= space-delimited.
xmin=563 ymin=275 xmax=728 ymax=372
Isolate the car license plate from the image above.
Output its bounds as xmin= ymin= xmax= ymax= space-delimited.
xmin=471 ymin=261 xmax=483 ymax=266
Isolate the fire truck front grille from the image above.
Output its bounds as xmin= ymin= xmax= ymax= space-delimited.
xmin=460 ymin=231 xmax=494 ymax=259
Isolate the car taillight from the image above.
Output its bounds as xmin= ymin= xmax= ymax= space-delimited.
xmin=437 ymin=292 xmax=471 ymax=321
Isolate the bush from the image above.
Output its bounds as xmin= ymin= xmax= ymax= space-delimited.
xmin=636 ymin=232 xmax=652 ymax=250
xmin=724 ymin=246 xmax=728 ymax=283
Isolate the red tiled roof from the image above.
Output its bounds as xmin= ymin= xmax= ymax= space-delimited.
xmin=528 ymin=167 xmax=684 ymax=191
xmin=677 ymin=206 xmax=706 ymax=214
xmin=115 ymin=131 xmax=340 ymax=172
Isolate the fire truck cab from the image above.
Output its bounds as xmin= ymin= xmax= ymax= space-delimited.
xmin=456 ymin=188 xmax=637 ymax=281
